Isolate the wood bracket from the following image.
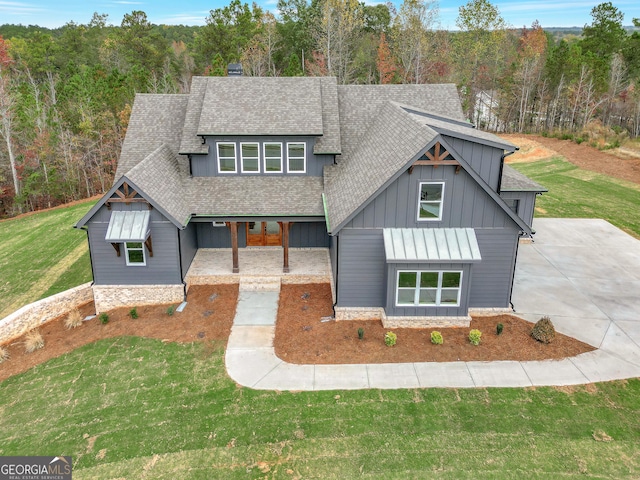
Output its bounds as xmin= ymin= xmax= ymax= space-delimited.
xmin=145 ymin=235 xmax=154 ymax=258
xmin=111 ymin=243 xmax=121 ymax=257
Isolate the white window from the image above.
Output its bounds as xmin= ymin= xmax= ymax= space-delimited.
xmin=263 ymin=142 xmax=283 ymax=173
xmin=125 ymin=242 xmax=146 ymax=266
xmin=287 ymin=142 xmax=306 ymax=173
xmin=418 ymin=182 xmax=444 ymax=221
xmin=217 ymin=142 xmax=237 ymax=173
xmin=241 ymin=142 xmax=260 ymax=173
xmin=396 ymin=270 xmax=462 ymax=306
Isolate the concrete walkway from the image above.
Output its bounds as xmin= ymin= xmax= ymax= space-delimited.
xmin=225 ymin=219 xmax=640 ymax=390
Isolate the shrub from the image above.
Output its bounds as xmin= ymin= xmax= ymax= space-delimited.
xmin=430 ymin=331 xmax=443 ymax=345
xmin=99 ymin=313 xmax=109 ymax=324
xmin=469 ymin=329 xmax=482 ymax=346
xmin=129 ymin=307 xmax=138 ymax=319
xmin=0 ymin=346 xmax=9 ymax=364
xmin=532 ymin=316 xmax=556 ymax=343
xmin=167 ymin=305 xmax=175 ymax=316
xmin=496 ymin=323 xmax=504 ymax=335
xmin=384 ymin=331 xmax=397 ymax=347
xmin=357 ymin=327 xmax=364 ymax=340
xmin=64 ymin=309 xmax=83 ymax=330
xmin=24 ymin=330 xmax=44 ymax=353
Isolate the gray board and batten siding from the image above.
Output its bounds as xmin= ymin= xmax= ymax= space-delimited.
xmin=443 ymin=136 xmax=504 ymax=191
xmin=344 ymin=165 xmax=519 ymax=230
xmin=86 ymin=202 xmax=182 ymax=286
xmin=179 ymin=222 xmax=198 ymax=279
xmin=499 ymin=191 xmax=538 ymax=230
xmin=334 ymin=164 xmax=524 ymax=312
xmin=190 ymin=136 xmax=334 ymax=177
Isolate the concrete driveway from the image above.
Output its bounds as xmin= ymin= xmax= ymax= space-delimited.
xmin=512 ymin=218 xmax=640 ymax=378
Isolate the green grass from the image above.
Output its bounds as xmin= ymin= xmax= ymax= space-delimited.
xmin=1 ymin=337 xmax=638 ymax=478
xmin=510 ymin=157 xmax=640 ymax=238
xmin=0 ymin=200 xmax=95 ymax=318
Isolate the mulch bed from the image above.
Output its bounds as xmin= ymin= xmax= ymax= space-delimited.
xmin=274 ymin=284 xmax=595 ymax=364
xmin=2 ymin=282 xmax=595 ymax=383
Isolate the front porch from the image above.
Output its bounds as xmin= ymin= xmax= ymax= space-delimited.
xmin=185 ymin=247 xmax=334 ymax=292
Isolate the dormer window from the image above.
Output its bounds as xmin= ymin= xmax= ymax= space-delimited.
xmin=217 ymin=142 xmax=237 ymax=173
xmin=241 ymin=142 xmax=260 ymax=173
xmin=287 ymin=142 xmax=306 ymax=173
xmin=264 ymin=142 xmax=283 ymax=173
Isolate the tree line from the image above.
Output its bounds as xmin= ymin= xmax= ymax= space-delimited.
xmin=0 ymin=0 xmax=639 ymax=217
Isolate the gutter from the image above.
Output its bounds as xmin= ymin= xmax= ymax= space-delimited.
xmin=497 ymin=148 xmax=518 ymax=194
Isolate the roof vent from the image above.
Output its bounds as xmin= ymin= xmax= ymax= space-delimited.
xmin=227 ymin=63 xmax=243 ymax=76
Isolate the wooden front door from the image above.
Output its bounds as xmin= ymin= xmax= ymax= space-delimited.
xmin=246 ymin=221 xmax=282 ymax=246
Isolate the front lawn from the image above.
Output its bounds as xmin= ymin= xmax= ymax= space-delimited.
xmin=1 ymin=337 xmax=639 ymax=478
xmin=510 ymin=157 xmax=640 ymax=238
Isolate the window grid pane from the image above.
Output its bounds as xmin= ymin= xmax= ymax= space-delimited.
xmin=287 ymin=143 xmax=305 ymax=172
xmin=241 ymin=143 xmax=259 ymax=172
xmin=217 ymin=143 xmax=236 ymax=172
xmin=418 ymin=183 xmax=443 ymax=220
xmin=264 ymin=143 xmax=282 ymax=172
xmin=397 ymin=270 xmax=462 ymax=307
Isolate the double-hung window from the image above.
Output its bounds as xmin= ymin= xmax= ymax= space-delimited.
xmin=263 ymin=142 xmax=283 ymax=173
xmin=287 ymin=142 xmax=305 ymax=173
xmin=418 ymin=182 xmax=444 ymax=221
xmin=125 ymin=242 xmax=146 ymax=266
xmin=217 ymin=142 xmax=237 ymax=173
xmin=241 ymin=142 xmax=260 ymax=173
xmin=396 ymin=270 xmax=462 ymax=306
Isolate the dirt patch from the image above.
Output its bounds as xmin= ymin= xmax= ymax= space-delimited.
xmin=274 ymin=284 xmax=594 ymax=364
xmin=1 ymin=283 xmax=595 ymax=382
xmin=503 ymin=134 xmax=640 ymax=185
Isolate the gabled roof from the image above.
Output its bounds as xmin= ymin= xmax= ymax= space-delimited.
xmin=179 ymin=76 xmax=209 ymax=155
xmin=501 ymin=164 xmax=547 ymax=192
xmin=406 ymin=107 xmax=517 ymax=151
xmin=197 ymin=77 xmax=324 ymax=136
xmin=324 ymin=101 xmax=439 ymax=232
xmin=125 ymin=144 xmax=191 ymax=226
xmin=116 ymin=94 xmax=189 ymax=178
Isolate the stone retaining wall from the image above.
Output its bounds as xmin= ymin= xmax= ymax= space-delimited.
xmin=0 ymin=282 xmax=93 ymax=345
xmin=93 ymin=284 xmax=184 ymax=313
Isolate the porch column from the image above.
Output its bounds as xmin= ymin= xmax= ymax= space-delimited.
xmin=231 ymin=221 xmax=239 ymax=273
xmin=283 ymin=221 xmax=290 ymax=273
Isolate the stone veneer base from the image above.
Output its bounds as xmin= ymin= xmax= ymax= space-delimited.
xmin=93 ymin=284 xmax=184 ymax=313
xmin=334 ymin=307 xmax=472 ymax=328
xmin=0 ymin=282 xmax=93 ymax=344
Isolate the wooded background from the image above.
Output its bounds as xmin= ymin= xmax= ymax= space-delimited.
xmin=0 ymin=0 xmax=639 ymax=217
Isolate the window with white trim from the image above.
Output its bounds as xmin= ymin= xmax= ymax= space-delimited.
xmin=418 ymin=182 xmax=444 ymax=221
xmin=263 ymin=142 xmax=283 ymax=173
xmin=217 ymin=142 xmax=237 ymax=173
xmin=241 ymin=142 xmax=260 ymax=173
xmin=287 ymin=142 xmax=305 ymax=173
xmin=125 ymin=242 xmax=146 ymax=266
xmin=396 ymin=270 xmax=462 ymax=306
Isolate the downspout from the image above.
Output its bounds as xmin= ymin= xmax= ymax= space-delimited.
xmin=508 ymin=232 xmax=524 ymax=311
xmin=497 ymin=148 xmax=518 ymax=194
xmin=177 ymin=227 xmax=187 ymax=301
xmin=332 ymin=234 xmax=339 ymax=317
xmin=78 ymin=226 xmax=95 ymax=287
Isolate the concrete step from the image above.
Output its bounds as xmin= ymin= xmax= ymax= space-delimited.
xmin=239 ymin=276 xmax=281 ymax=292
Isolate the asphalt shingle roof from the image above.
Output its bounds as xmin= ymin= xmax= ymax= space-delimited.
xmin=501 ymin=164 xmax=547 ymax=192
xmin=324 ymin=101 xmax=439 ymax=232
xmin=179 ymin=76 xmax=209 ymax=155
xmin=197 ymin=77 xmax=324 ymax=136
xmin=116 ymin=94 xmax=189 ymax=178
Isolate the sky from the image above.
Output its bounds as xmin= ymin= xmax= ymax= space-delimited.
xmin=1 ymin=0 xmax=639 ymax=30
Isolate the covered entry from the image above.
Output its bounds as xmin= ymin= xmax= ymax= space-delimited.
xmin=246 ymin=221 xmax=282 ymax=246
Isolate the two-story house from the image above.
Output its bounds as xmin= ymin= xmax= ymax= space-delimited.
xmin=75 ymin=76 xmax=545 ymax=326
